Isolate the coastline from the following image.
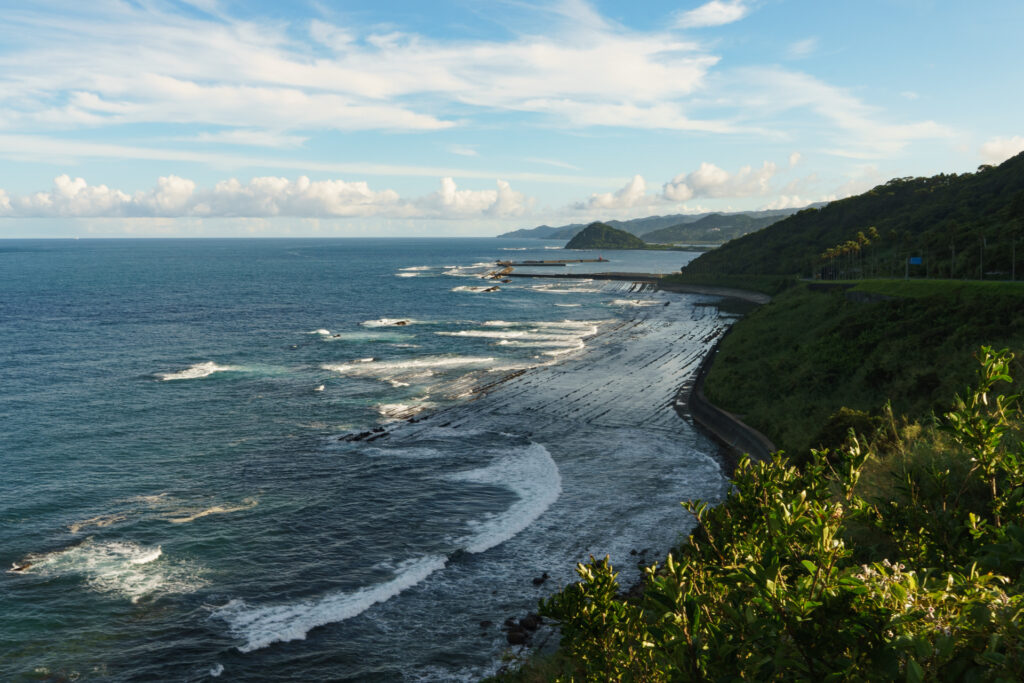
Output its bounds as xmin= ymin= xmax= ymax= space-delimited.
xmin=505 ymin=270 xmax=772 ymax=305
xmin=484 ymin=278 xmax=776 ymax=676
xmin=679 ymin=332 xmax=776 ymax=471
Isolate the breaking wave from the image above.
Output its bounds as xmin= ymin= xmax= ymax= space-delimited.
xmin=215 ymin=555 xmax=448 ymax=653
xmin=361 ymin=318 xmax=422 ymax=328
xmin=449 ymin=443 xmax=561 ymax=554
xmin=157 ymin=362 xmax=239 ymax=381
xmin=12 ymin=539 xmax=204 ymax=603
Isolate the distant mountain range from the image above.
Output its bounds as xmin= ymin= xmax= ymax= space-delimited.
xmin=497 ymin=207 xmax=815 ymax=243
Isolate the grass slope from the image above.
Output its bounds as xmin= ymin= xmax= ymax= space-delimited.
xmin=703 ymin=281 xmax=1024 ymax=456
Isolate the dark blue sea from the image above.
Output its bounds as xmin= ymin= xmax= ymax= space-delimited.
xmin=0 ymin=238 xmax=730 ymax=681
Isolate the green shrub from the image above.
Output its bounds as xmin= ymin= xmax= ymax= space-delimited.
xmin=539 ymin=349 xmax=1024 ymax=681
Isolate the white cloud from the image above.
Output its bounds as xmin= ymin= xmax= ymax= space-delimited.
xmin=448 ymin=145 xmax=478 ymax=157
xmin=761 ymin=195 xmax=811 ymax=210
xmin=662 ymin=161 xmax=777 ymax=201
xmin=190 ymin=130 xmax=308 ymax=148
xmin=517 ymin=99 xmax=734 ymax=132
xmin=901 ymin=91 xmax=920 ymax=100
xmin=7 ymin=175 xmax=132 ymax=217
xmin=0 ymin=2 xmax=724 ymax=136
xmin=789 ymin=152 xmax=802 ymax=168
xmin=786 ymin=37 xmax=818 ymax=59
xmin=134 ymin=175 xmax=197 ymax=215
xmin=526 ymin=157 xmax=581 ymax=171
xmin=674 ymin=1 xmax=751 ymax=29
xmin=0 ymin=134 xmax=619 ymax=186
xmin=0 ymin=174 xmax=531 ymax=220
xmin=732 ymin=67 xmax=954 ymax=158
xmin=833 ymin=164 xmax=882 ymax=198
xmin=979 ymin=136 xmax=1024 ymax=165
xmin=416 ymin=177 xmax=530 ymax=217
xmin=196 ymin=176 xmax=402 ymax=217
xmin=577 ymin=175 xmax=650 ymax=210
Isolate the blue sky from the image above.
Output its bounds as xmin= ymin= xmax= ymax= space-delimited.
xmin=0 ymin=0 xmax=1022 ymax=237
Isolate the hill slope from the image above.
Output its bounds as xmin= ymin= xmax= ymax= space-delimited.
xmin=682 ymin=152 xmax=1024 ymax=277
xmin=565 ymin=222 xmax=646 ymax=249
xmin=641 ymin=212 xmax=783 ymax=244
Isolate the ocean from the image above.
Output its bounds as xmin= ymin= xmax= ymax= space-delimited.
xmin=0 ymin=238 xmax=731 ymax=681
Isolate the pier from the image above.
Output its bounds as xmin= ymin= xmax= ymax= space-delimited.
xmin=505 ymin=271 xmax=663 ymax=283
xmin=495 ymin=258 xmax=608 ymax=267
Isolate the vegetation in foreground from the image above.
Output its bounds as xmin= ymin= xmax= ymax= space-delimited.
xmin=505 ymin=349 xmax=1024 ymax=681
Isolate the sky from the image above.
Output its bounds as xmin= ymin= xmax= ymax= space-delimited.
xmin=1 ymin=0 xmax=1023 ymax=238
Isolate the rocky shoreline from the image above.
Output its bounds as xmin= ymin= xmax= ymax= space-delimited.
xmin=488 ymin=281 xmax=774 ymax=669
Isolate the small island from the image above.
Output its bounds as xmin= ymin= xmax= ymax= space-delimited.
xmin=564 ymin=221 xmax=702 ymax=251
xmin=565 ymin=222 xmax=647 ymax=249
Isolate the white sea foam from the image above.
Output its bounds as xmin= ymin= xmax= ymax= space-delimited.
xmin=542 ymin=345 xmax=585 ymax=357
xmin=533 ymin=319 xmax=606 ymax=330
xmin=158 ymin=362 xmax=239 ymax=381
xmin=449 ymin=443 xmax=562 ymax=554
xmin=323 ymin=356 xmax=495 ymax=377
xmin=544 ymin=245 xmax=563 ymax=249
xmin=17 ymin=539 xmax=204 ymax=603
xmin=610 ymin=299 xmax=661 ymax=307
xmin=376 ymin=401 xmax=437 ymax=420
xmin=437 ymin=330 xmax=573 ymax=341
xmin=399 ymin=266 xmax=433 ymax=271
xmin=451 ymin=285 xmax=498 ymax=293
xmin=437 ymin=322 xmax=599 ymax=349
xmin=498 ymin=339 xmax=585 ymax=349
xmin=361 ymin=318 xmax=421 ymax=327
xmin=209 ymin=663 xmax=224 ymax=677
xmin=309 ymin=329 xmax=332 ymax=336
xmin=395 ymin=272 xmax=419 ymax=277
xmin=165 ymin=498 xmax=258 ymax=524
xmin=442 ymin=262 xmax=500 ymax=278
xmin=69 ymin=513 xmax=127 ymax=534
xmin=215 ymin=555 xmax=448 ymax=652
xmin=313 ymin=330 xmax=415 ymax=343
xmin=555 ymin=303 xmax=582 ymax=307
xmin=499 ymin=247 xmax=527 ymax=251
xmin=529 ymin=283 xmax=602 ymax=294
xmin=364 ymin=446 xmax=445 ymax=459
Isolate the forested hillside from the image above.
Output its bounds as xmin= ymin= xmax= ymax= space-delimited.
xmin=682 ymin=152 xmax=1024 ymax=278
xmin=564 ymin=222 xmax=646 ymax=249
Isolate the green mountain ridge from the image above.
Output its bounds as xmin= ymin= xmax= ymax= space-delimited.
xmin=641 ymin=212 xmax=783 ymax=244
xmin=497 ymin=208 xmax=807 ymax=241
xmin=682 ymin=152 xmax=1024 ymax=278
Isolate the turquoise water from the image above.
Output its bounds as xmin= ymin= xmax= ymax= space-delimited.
xmin=0 ymin=238 xmax=726 ymax=681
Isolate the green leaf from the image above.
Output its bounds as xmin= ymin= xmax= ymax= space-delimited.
xmin=906 ymin=657 xmax=924 ymax=683
xmin=801 ymin=559 xmax=818 ymax=574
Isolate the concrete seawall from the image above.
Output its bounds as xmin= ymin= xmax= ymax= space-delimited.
xmin=679 ymin=329 xmax=777 ymax=469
